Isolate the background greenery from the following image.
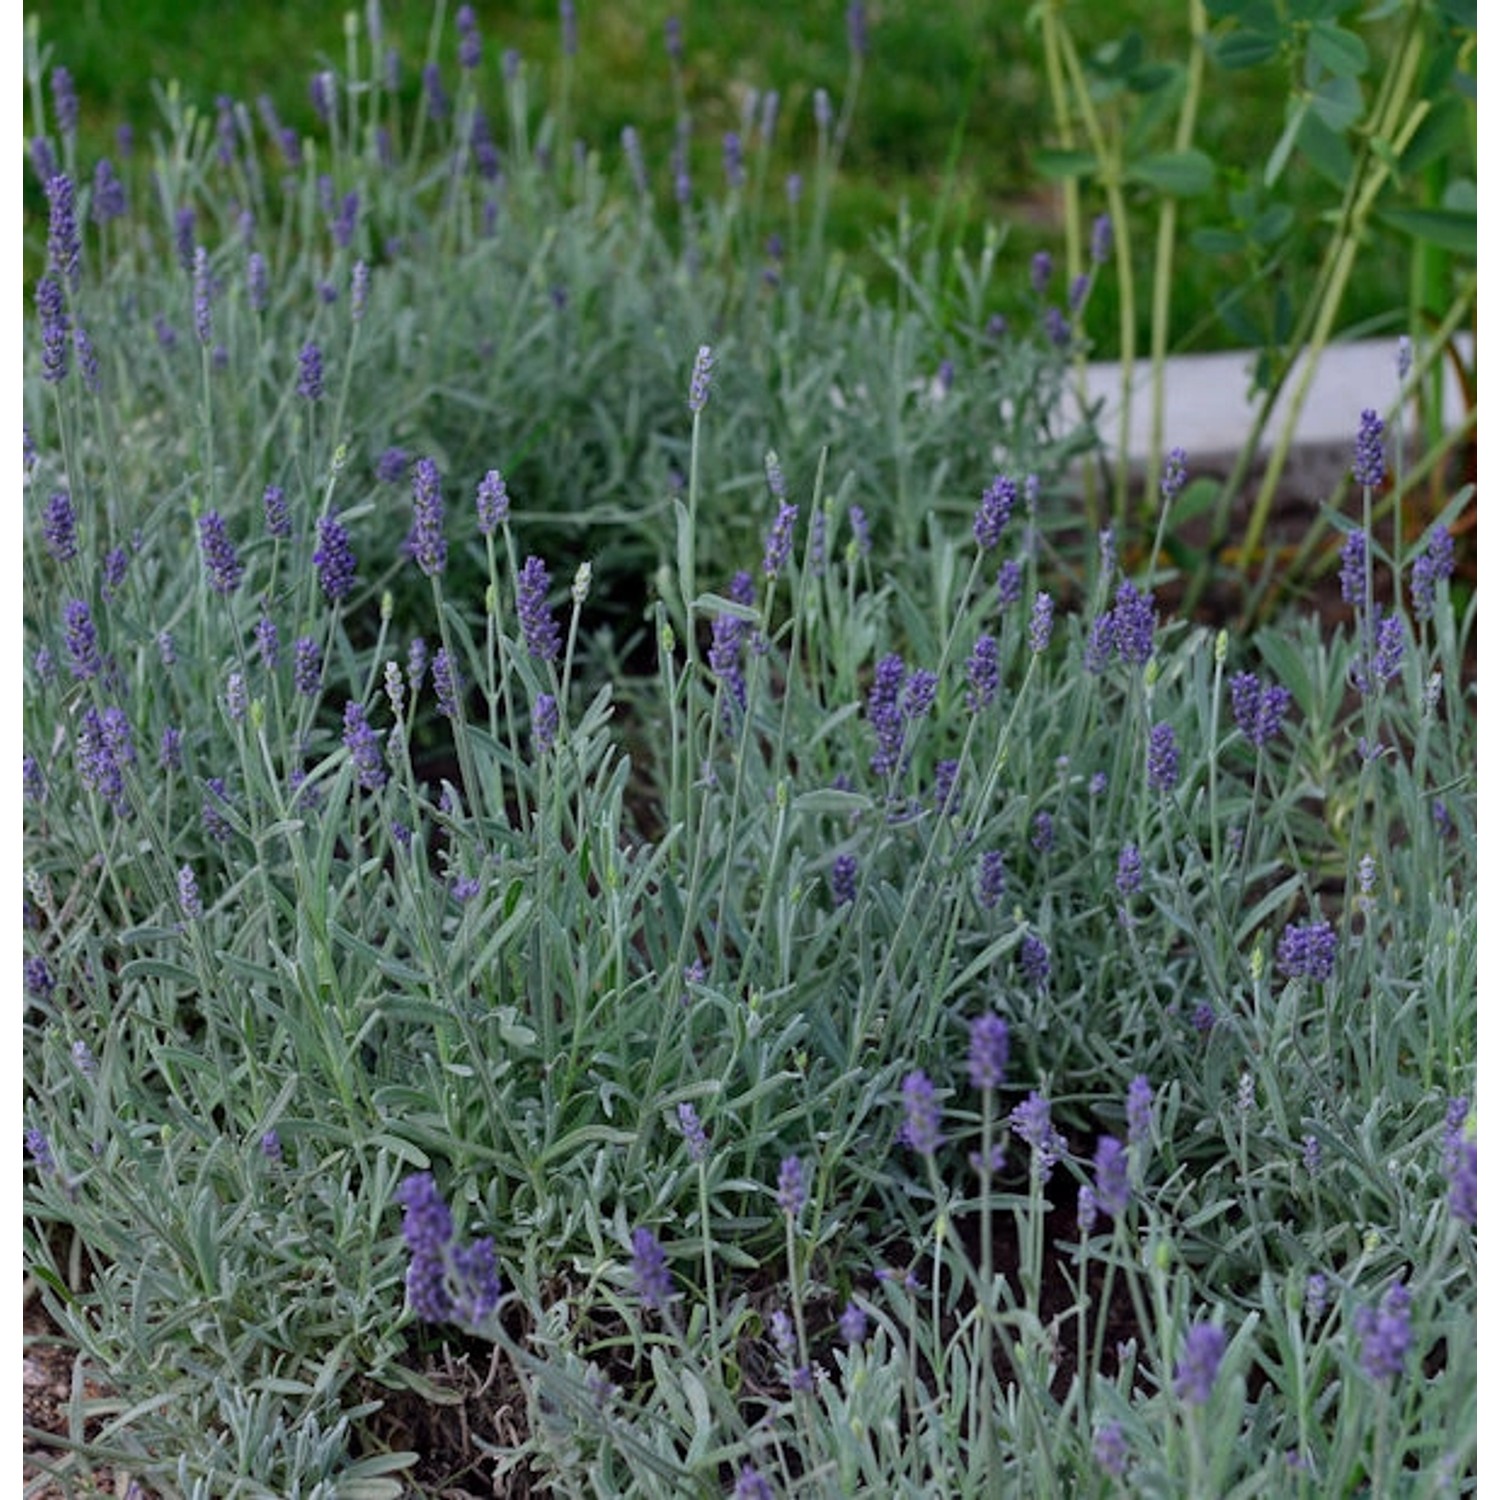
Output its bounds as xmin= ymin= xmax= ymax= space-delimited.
xmin=27 ymin=0 xmax=1476 ymax=362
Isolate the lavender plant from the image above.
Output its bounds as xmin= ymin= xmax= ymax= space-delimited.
xmin=22 ymin=5 xmax=1473 ymax=1497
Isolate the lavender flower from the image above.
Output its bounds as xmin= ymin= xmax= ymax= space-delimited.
xmin=1093 ymin=1420 xmax=1127 ymax=1477
xmin=1116 ymin=843 xmax=1143 ymax=896
xmin=531 ymin=692 xmax=560 ymax=755
xmin=830 ymin=853 xmax=858 ymax=907
xmin=1044 ymin=306 xmax=1071 ymax=347
xmin=73 ymin=324 xmax=100 ymax=393
xmin=867 ymin=652 xmax=908 ymax=778
xmin=476 ymin=470 xmax=509 ymax=534
xmin=1160 ymin=447 xmax=1188 ymax=505
xmin=964 ymin=634 xmax=999 ymax=712
xmin=900 ymin=1070 xmax=943 ymax=1155
xmin=198 ymin=511 xmax=243 ymax=595
xmin=351 ymin=259 xmax=369 ymax=322
xmin=46 ymin=174 xmax=80 ymax=288
xmin=1302 ymin=1134 xmax=1323 ymax=1175
xmin=406 ymin=457 xmax=447 ymax=576
xmin=260 ymin=1129 xmax=283 ymax=1164
xmin=734 ymin=1466 xmax=775 ymax=1500
xmin=664 ymin=15 xmax=683 ymax=61
xmin=517 ymin=556 xmax=562 ymax=661
xmin=174 ymin=206 xmax=196 ymax=272
xmin=1370 ymin=611 xmax=1404 ymax=684
xmin=1174 ymin=1321 xmax=1227 ymax=1405
xmin=26 ymin=1128 xmax=55 ymax=1176
xmin=1010 ymin=1091 xmax=1066 ymax=1181
xmin=1352 ymin=408 xmax=1386 ymax=489
xmin=1093 ymin=1135 xmax=1130 ymax=1218
xmin=762 ymin=502 xmax=797 ymax=578
xmin=261 ymin=483 xmax=291 ymax=540
xmin=52 ymin=67 xmax=79 ymax=138
xmin=397 ymin=1172 xmax=456 ymax=1323
xmin=776 ymin=1155 xmax=807 ymax=1218
xmin=722 ymin=131 xmax=745 ymax=190
xmin=342 ymin=702 xmax=387 ymax=791
xmin=201 ymin=777 xmax=233 ymax=844
xmin=560 ymin=0 xmax=578 ymax=56
xmin=1110 ymin=581 xmax=1156 ymax=666
xmin=838 ymin=1301 xmax=867 ymax=1346
xmin=297 ymin=341 xmax=324 ymax=402
xmin=976 ymin=849 xmax=1006 ymax=911
xmin=967 ymin=1013 xmax=1009 ymax=1090
xmin=1229 ymin=672 xmax=1293 ymax=747
xmin=847 ymin=503 xmax=871 ymax=559
xmin=1276 ymin=920 xmax=1337 ymax=982
xmin=1091 ymin=214 xmax=1114 ymax=265
xmin=63 ymin=599 xmax=102 ymax=680
xmin=192 ymin=245 xmax=212 ymax=345
xmin=23 ymin=755 xmax=46 ymax=804
xmin=1019 ymin=933 xmax=1051 ymax=989
xmin=314 ymin=514 xmax=357 ymax=602
xmin=1028 ymin=591 xmax=1054 ymax=653
xmin=1126 ymin=1075 xmax=1153 ymax=1148
xmin=687 ymin=344 xmax=714 ymax=413
xmin=43 ymin=491 xmax=77 ymax=562
xmin=293 ymin=636 xmax=322 ymax=696
xmin=1030 ymin=250 xmax=1053 ymax=295
xmin=1338 ymin=528 xmax=1367 ymax=607
xmin=676 ymin=1102 xmax=710 ymax=1162
xmin=1355 ymin=1280 xmax=1412 ymax=1383
xmin=224 ymin=671 xmax=248 ymax=724
xmin=631 ymin=1227 xmax=673 ymax=1309
xmin=1410 ymin=527 xmax=1455 ymax=621
xmin=1442 ymin=1099 xmax=1475 ymax=1227
xmin=159 ymin=725 xmax=182 ymax=770
xmin=1031 ymin=811 xmax=1054 ymax=854
xmin=247 ymin=251 xmax=269 ymax=314
xmin=25 ymin=957 xmax=54 ymax=998
xmin=432 ymin=648 xmax=462 ymax=719
xmin=996 ymin=558 xmax=1023 ymax=609
xmin=973 ymin=474 xmax=1017 ymax=550
xmin=1146 ymin=722 xmax=1179 ymax=793
xmin=37 ymin=276 xmax=70 ymax=384
xmin=72 ymin=1040 xmax=97 ymax=1078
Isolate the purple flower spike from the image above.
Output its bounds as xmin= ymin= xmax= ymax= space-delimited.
xmin=408 ymin=457 xmax=447 ymax=576
xmin=900 ymin=1070 xmax=943 ymax=1155
xmin=198 ymin=511 xmax=243 ymax=595
xmin=1146 ymin=722 xmax=1179 ymax=793
xmin=687 ymin=344 xmax=714 ymax=413
xmin=630 ymin=1227 xmax=673 ymax=1309
xmin=1092 ymin=1135 xmax=1130 ymax=1218
xmin=1276 ymin=920 xmax=1337 ymax=982
xmin=476 ymin=470 xmax=509 ymax=534
xmin=830 ymin=853 xmax=858 ymax=908
xmin=1174 ymin=1320 xmax=1227 ymax=1405
xmin=342 ymin=702 xmax=387 ymax=791
xmin=973 ymin=474 xmax=1017 ymax=550
xmin=967 ymin=1013 xmax=1010 ymax=1090
xmin=1352 ymin=408 xmax=1386 ymax=490
xmin=776 ymin=1155 xmax=807 ymax=1218
xmin=517 ymin=556 xmax=562 ymax=662
xmin=63 ymin=598 xmax=102 ymax=680
xmin=314 ymin=513 xmax=357 ymax=603
xmin=1355 ymin=1280 xmax=1411 ymax=1383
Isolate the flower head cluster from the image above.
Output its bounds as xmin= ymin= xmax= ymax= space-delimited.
xmin=1126 ymin=1075 xmax=1153 ymax=1149
xmin=1174 ymin=1320 xmax=1227 ymax=1405
xmin=1354 ymin=1280 xmax=1412 ymax=1383
xmin=432 ymin=648 xmax=462 ymax=719
xmin=630 ymin=1226 xmax=673 ymax=1309
xmin=975 ymin=849 xmax=1006 ymax=911
xmin=1352 ymin=408 xmax=1386 ymax=489
xmin=1410 ymin=526 xmax=1456 ymax=621
xmin=37 ymin=276 xmax=70 ymax=385
xmin=198 ymin=511 xmax=243 ymax=595
xmin=532 ymin=693 xmax=559 ymax=755
xmin=63 ymin=599 xmax=103 ymax=680
xmin=341 ymin=702 xmax=387 ymax=791
xmin=407 ymin=457 xmax=447 ymax=576
xmin=1029 ymin=592 xmax=1054 ymax=653
xmin=1085 ymin=580 xmax=1156 ymax=672
xmin=1010 ymin=1091 xmax=1066 ymax=1181
xmin=293 ymin=636 xmax=322 ymax=696
xmin=43 ymin=491 xmax=77 ymax=563
xmin=776 ymin=1154 xmax=807 ymax=1218
xmin=297 ymin=341 xmax=324 ymax=402
xmin=1338 ymin=528 xmax=1368 ymax=608
xmin=77 ymin=705 xmax=134 ymax=815
xmin=1229 ymin=672 xmax=1293 ymax=748
xmin=964 ymin=633 xmax=999 ymax=712
xmin=1442 ymin=1098 xmax=1476 ymax=1227
xmin=396 ymin=1172 xmax=501 ymax=1326
xmin=676 ymin=1102 xmax=710 ymax=1163
xmin=46 ymin=174 xmax=81 ymax=288
xmin=968 ymin=1013 xmax=1009 ymax=1091
xmin=1146 ymin=722 xmax=1179 ymax=793
xmin=762 ymin=502 xmax=798 ymax=578
xmin=865 ymin=652 xmax=928 ymax=779
xmin=1116 ymin=843 xmax=1143 ymax=896
xmin=829 ymin=853 xmax=858 ymax=907
xmin=314 ymin=513 xmax=357 ymax=603
xmin=1019 ymin=932 xmax=1050 ymax=989
xmin=973 ymin=475 xmax=1017 ymax=550
xmin=1092 ymin=1135 xmax=1130 ymax=1218
xmin=687 ymin=344 xmax=714 ymax=413
xmin=476 ymin=470 xmax=509 ymax=534
xmin=1276 ymin=920 xmax=1337 ymax=983
xmin=1093 ymin=1421 xmax=1127 ymax=1478
xmin=517 ymin=556 xmax=562 ymax=662
xmin=900 ymin=1070 xmax=943 ymax=1155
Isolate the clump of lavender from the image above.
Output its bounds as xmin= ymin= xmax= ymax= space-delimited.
xmin=1174 ymin=1320 xmax=1227 ymax=1405
xmin=407 ymin=457 xmax=447 ymax=576
xmin=314 ymin=514 xmax=357 ymax=603
xmin=198 ymin=511 xmax=243 ymax=595
xmin=1276 ymin=920 xmax=1337 ymax=983
xmin=517 ymin=556 xmax=562 ymax=662
xmin=900 ymin=1070 xmax=943 ymax=1155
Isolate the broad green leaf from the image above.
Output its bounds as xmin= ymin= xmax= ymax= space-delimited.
xmin=1379 ymin=208 xmax=1476 ymax=256
xmin=1128 ymin=149 xmax=1215 ymax=197
xmin=1189 ymin=228 xmax=1243 ymax=256
xmin=1308 ymin=74 xmax=1364 ymax=134
xmin=1400 ymin=96 xmax=1467 ymax=175
xmin=1295 ymin=109 xmax=1352 ymax=186
xmin=1213 ymin=31 xmax=1280 ymax=69
xmin=1307 ymin=22 xmax=1369 ymax=79
xmin=1249 ymin=203 xmax=1294 ymax=246
xmin=1030 ymin=147 xmax=1096 ymax=181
